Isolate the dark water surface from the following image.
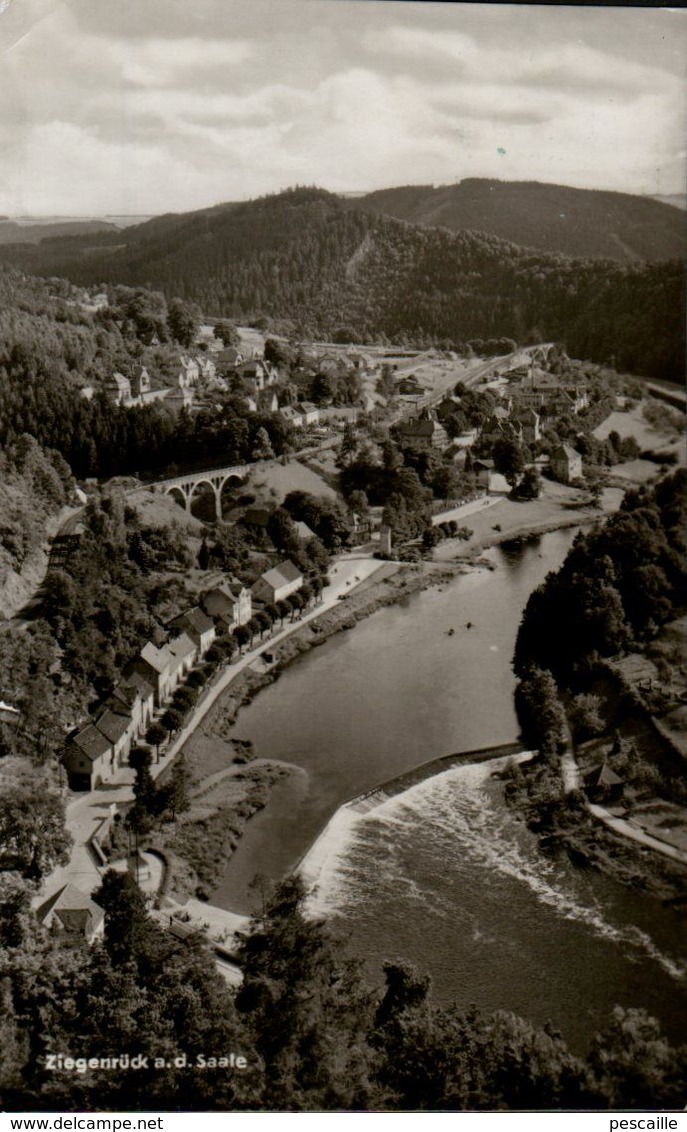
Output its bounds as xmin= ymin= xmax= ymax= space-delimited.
xmin=212 ymin=531 xmax=687 ymax=1049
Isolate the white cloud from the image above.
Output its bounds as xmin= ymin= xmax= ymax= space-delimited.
xmin=110 ymin=37 xmax=254 ymax=88
xmin=0 ymin=1 xmax=684 ymax=212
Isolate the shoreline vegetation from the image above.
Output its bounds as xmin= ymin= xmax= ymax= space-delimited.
xmin=155 ymin=558 xmax=459 ymax=899
xmin=157 ymin=484 xmax=685 ymax=908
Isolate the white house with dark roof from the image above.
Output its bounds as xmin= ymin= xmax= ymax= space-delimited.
xmin=279 ymin=405 xmax=304 ymax=428
xmin=37 ymin=884 xmax=105 ymax=945
xmin=63 ymin=724 xmax=114 ymax=790
xmin=95 ymin=708 xmax=134 ymax=769
xmin=295 ymin=402 xmax=320 ymax=426
xmin=105 ymin=372 xmax=132 ymax=406
xmin=202 ymin=580 xmax=252 ymax=630
xmin=108 ymin=673 xmax=155 ymax=737
xmin=169 ymin=607 xmax=216 ymax=656
xmin=251 ymin=560 xmax=303 ymax=605
xmin=167 ymin=632 xmax=197 ymax=680
xmin=550 ymin=443 xmax=583 ymax=484
xmin=125 ymin=642 xmax=175 ymax=706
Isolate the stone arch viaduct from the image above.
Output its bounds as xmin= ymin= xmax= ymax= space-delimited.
xmin=149 ymin=463 xmax=251 ymax=520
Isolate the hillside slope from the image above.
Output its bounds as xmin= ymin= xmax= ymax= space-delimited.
xmin=0 ymin=219 xmax=117 ymax=245
xmin=353 ymin=179 xmax=686 ymax=263
xmin=0 ymin=188 xmax=682 ymax=380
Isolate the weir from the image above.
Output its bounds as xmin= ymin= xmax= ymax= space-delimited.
xmin=298 ymin=741 xmax=528 ymax=887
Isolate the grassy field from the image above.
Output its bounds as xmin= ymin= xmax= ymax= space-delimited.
xmin=244 ymin=457 xmax=338 ymax=504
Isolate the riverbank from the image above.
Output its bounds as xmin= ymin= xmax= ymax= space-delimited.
xmin=433 ymin=480 xmax=625 ymax=565
xmin=167 ymin=559 xmax=464 ymax=892
xmin=161 ymin=488 xmax=626 ymax=902
xmin=500 ymin=752 xmax=687 ymax=903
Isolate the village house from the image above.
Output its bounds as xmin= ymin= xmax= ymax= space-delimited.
xmin=514 ymin=407 xmax=541 ymax=445
xmin=237 ymin=359 xmax=276 ymax=392
xmin=178 ymin=356 xmax=200 ymax=387
xmin=481 ymin=414 xmax=524 ymax=447
xmin=512 ymin=368 xmax=589 ymax=416
xmin=293 ymin=520 xmax=318 ymax=543
xmin=252 ymin=560 xmax=303 ymax=605
xmin=202 ymin=579 xmax=252 ymax=631
xmin=162 ymin=387 xmax=195 ymax=415
xmin=125 ymin=642 xmax=175 ymax=707
xmin=295 ymin=402 xmax=320 ymax=426
xmin=105 ymin=372 xmax=132 ymax=406
xmin=584 ymin=763 xmax=625 ymax=806
xmin=215 ymin=346 xmax=244 ymax=375
xmin=316 ymin=352 xmax=348 ymax=377
xmin=94 ymin=707 xmax=134 ymax=769
xmin=107 ymin=673 xmax=155 ymax=738
xmin=196 ymin=356 xmax=217 ymax=384
xmin=396 ymin=407 xmax=448 ymax=450
xmin=62 ymin=724 xmax=114 ymax=791
xmin=472 ymin=458 xmax=510 ymax=495
xmin=167 ymin=631 xmax=198 ymax=680
xmin=396 ymin=374 xmax=426 ymax=397
xmin=279 ymin=405 xmax=304 ymax=427
xmin=550 ymin=443 xmax=583 ymax=484
xmin=168 ymin=608 xmax=216 ymax=656
xmin=130 ymin=365 xmax=151 ymax=399
xmin=36 ymin=884 xmax=105 ymax=945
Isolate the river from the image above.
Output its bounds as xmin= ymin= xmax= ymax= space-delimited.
xmin=213 ymin=530 xmax=687 ymax=1050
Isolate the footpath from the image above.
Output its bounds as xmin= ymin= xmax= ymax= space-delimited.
xmin=37 ymin=552 xmax=390 ymax=908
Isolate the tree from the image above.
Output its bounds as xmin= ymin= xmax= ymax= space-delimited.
xmin=214 ymin=320 xmax=240 ymax=348
xmin=568 ymin=692 xmax=606 ymax=739
xmin=234 ymin=624 xmax=251 ymax=653
xmin=129 ymin=745 xmax=152 ymax=772
xmin=376 ymin=365 xmax=396 ymax=400
xmin=198 ymin=537 xmax=210 ymax=571
xmin=338 ymin=422 xmax=358 ymax=466
xmin=512 ymin=467 xmax=541 ymax=501
xmin=161 ymin=706 xmax=184 ymax=735
xmin=161 ymin=754 xmax=191 ymax=821
xmin=246 ymin=617 xmax=261 ymax=646
xmin=266 ymin=508 xmax=300 ymax=555
xmin=587 ymin=1007 xmax=687 ymax=1110
xmin=146 ymin=721 xmax=167 ymax=762
xmin=0 ymin=787 xmax=72 ymax=883
xmin=430 ymin=465 xmax=459 ymax=502
xmin=254 ymin=610 xmax=272 ymax=638
xmin=167 ymin=297 xmax=200 ymax=347
xmin=251 ymin=426 xmax=275 ymax=462
xmin=276 ymin=599 xmax=291 ymax=626
xmin=311 ymin=372 xmax=336 ymax=405
xmin=492 ymin=438 xmax=525 ymax=487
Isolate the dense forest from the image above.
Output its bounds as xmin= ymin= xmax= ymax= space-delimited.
xmin=1 ymin=188 xmax=683 ymax=381
xmin=0 ymin=269 xmax=295 ymax=479
xmin=354 ymin=179 xmax=686 ymax=263
xmin=2 ymin=870 xmax=686 ymax=1111
xmin=514 ymin=470 xmax=687 ymax=684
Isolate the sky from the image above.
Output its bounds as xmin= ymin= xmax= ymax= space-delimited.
xmin=0 ymin=0 xmax=685 ymax=216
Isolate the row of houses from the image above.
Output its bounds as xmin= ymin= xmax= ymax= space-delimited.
xmin=62 ymin=606 xmax=218 ymax=791
xmin=504 ymin=363 xmax=590 ymax=416
xmin=61 ymin=564 xmax=306 ymax=791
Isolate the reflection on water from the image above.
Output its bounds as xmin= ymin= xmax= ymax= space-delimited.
xmin=210 ymin=529 xmax=687 ymax=1048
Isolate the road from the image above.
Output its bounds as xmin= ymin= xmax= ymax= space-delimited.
xmin=36 ymin=550 xmax=390 ymax=908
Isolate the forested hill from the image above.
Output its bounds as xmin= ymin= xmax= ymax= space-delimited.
xmin=0 ymin=218 xmax=117 ymax=246
xmin=352 ymin=180 xmax=687 ymax=264
xmin=0 ymin=187 xmax=683 ymax=380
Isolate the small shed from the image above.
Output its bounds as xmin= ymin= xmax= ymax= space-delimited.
xmin=584 ymin=762 xmax=625 ymax=805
